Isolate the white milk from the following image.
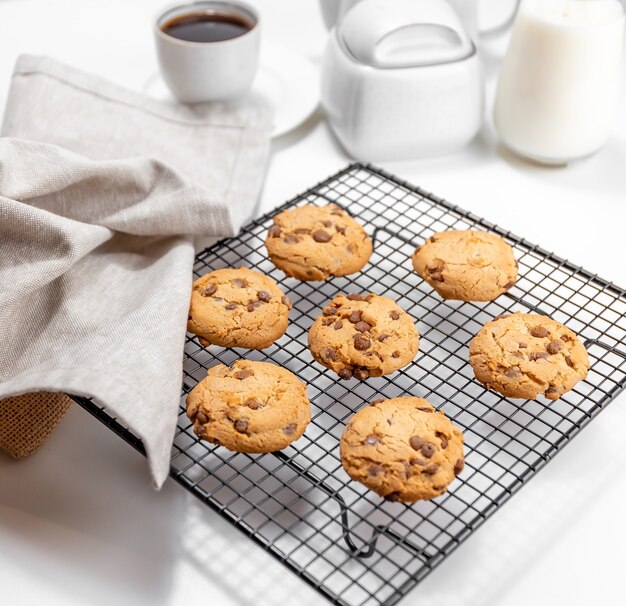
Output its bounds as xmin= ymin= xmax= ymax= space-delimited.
xmin=494 ymin=0 xmax=625 ymax=164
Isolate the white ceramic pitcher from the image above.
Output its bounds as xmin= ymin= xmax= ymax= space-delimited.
xmin=321 ymin=0 xmax=484 ymax=161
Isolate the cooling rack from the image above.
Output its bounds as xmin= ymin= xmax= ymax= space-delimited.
xmin=74 ymin=163 xmax=626 ymax=606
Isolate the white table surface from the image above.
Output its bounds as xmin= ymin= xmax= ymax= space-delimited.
xmin=1 ymin=1 xmax=625 ymax=605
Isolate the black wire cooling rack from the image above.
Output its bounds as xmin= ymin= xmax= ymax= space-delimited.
xmin=74 ymin=163 xmax=626 ymax=606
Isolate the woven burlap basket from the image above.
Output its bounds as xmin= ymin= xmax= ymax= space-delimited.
xmin=0 ymin=393 xmax=72 ymax=459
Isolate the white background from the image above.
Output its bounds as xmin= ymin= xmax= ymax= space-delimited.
xmin=0 ymin=1 xmax=625 ymax=605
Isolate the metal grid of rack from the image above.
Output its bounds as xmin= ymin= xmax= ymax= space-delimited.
xmin=74 ymin=163 xmax=626 ymax=606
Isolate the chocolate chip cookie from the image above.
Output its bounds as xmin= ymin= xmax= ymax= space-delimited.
xmin=469 ymin=313 xmax=590 ymax=400
xmin=308 ymin=293 xmax=419 ymax=380
xmin=188 ymin=267 xmax=292 ymax=350
xmin=265 ymin=204 xmax=372 ymax=281
xmin=186 ymin=360 xmax=311 ymax=452
xmin=340 ymin=397 xmax=465 ymax=502
xmin=412 ymin=230 xmax=518 ymax=301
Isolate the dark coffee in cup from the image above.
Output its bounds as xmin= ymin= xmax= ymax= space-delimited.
xmin=155 ymin=1 xmax=260 ymax=102
xmin=161 ymin=11 xmax=254 ymax=43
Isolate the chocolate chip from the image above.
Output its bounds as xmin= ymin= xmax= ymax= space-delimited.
xmin=201 ymin=284 xmax=217 ymax=297
xmin=257 ymin=290 xmax=271 ymax=302
xmin=409 ymin=436 xmax=425 ymax=450
xmin=247 ymin=301 xmax=262 ymax=312
xmin=385 ymin=492 xmax=400 ymax=502
xmin=312 ymin=229 xmax=331 ymax=243
xmin=377 ymin=334 xmax=390 ymax=342
xmin=519 ymin=342 xmax=528 ymax=348
xmin=323 ymin=306 xmax=337 ymax=317
xmin=504 ymin=368 xmax=521 ymax=378
xmin=322 ymin=317 xmax=334 ymax=326
xmin=194 ymin=424 xmax=206 ymax=438
xmin=435 ymin=431 xmax=448 ymax=449
xmin=198 ymin=337 xmax=210 ymax=347
xmin=371 ymin=398 xmax=385 ymax=405
xmin=284 ymin=235 xmax=300 ymax=244
xmin=429 ymin=259 xmax=445 ymax=271
xmin=504 ymin=280 xmax=515 ymax=289
xmin=561 ymin=334 xmax=572 ymax=342
xmin=353 ymin=368 xmax=370 ymax=381
xmin=188 ymin=315 xmax=192 ymax=321
xmin=294 ymin=228 xmax=310 ymax=234
xmin=545 ymin=387 xmax=559 ymax=397
xmin=529 ymin=351 xmax=550 ymax=361
xmin=281 ymin=295 xmax=292 ymax=309
xmin=333 ymin=321 xmax=343 ymax=330
xmin=421 ymin=442 xmax=436 ymax=458
xmin=335 ymin=225 xmax=346 ymax=234
xmin=430 ymin=271 xmax=444 ymax=282
xmin=429 ymin=235 xmax=437 ymax=243
xmin=234 ymin=419 xmax=249 ymax=433
xmin=339 ymin=368 xmax=353 ymax=380
xmin=349 ymin=310 xmax=362 ymax=324
xmin=565 ymin=356 xmax=574 ymax=368
xmin=369 ymin=464 xmax=384 ymax=476
xmin=269 ymin=225 xmax=281 ymax=238
xmin=531 ymin=326 xmax=548 ymax=338
xmin=390 ymin=311 xmax=400 ymax=320
xmin=331 ymin=208 xmax=344 ymax=216
xmin=225 ymin=303 xmax=237 ymax=310
xmin=546 ymin=340 xmax=563 ymax=354
xmin=347 ymin=293 xmax=364 ymax=301
xmin=196 ymin=411 xmax=208 ymax=424
xmin=454 ymin=458 xmax=464 ymax=475
xmin=353 ymin=335 xmax=371 ymax=351
xmin=495 ymin=314 xmax=509 ymax=320
xmin=247 ymin=400 xmax=264 ymax=410
xmin=322 ymin=220 xmax=332 ymax=228
xmin=322 ymin=347 xmax=337 ymax=361
xmin=423 ymin=464 xmax=439 ymax=476
xmin=416 ymin=407 xmax=434 ymax=413
xmin=234 ymin=369 xmax=254 ymax=380
xmin=365 ymin=434 xmax=378 ymax=446
xmin=231 ymin=278 xmax=248 ymax=288
xmin=283 ymin=423 xmax=297 ymax=435
xmin=355 ymin=321 xmax=372 ymax=332
xmin=511 ymin=351 xmax=524 ymax=359
xmin=392 ymin=351 xmax=400 ymax=358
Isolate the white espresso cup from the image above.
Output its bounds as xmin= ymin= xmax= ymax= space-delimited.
xmin=154 ymin=1 xmax=260 ymax=103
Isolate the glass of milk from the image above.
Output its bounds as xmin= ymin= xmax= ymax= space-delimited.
xmin=493 ymin=0 xmax=625 ymax=165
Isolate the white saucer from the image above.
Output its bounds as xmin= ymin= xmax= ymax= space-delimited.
xmin=143 ymin=44 xmax=320 ymax=138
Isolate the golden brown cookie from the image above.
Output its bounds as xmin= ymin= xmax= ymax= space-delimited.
xmin=340 ymin=397 xmax=465 ymax=502
xmin=412 ymin=230 xmax=518 ymax=301
xmin=188 ymin=267 xmax=291 ymax=350
xmin=186 ymin=360 xmax=311 ymax=452
xmin=469 ymin=313 xmax=590 ymax=400
xmin=308 ymin=293 xmax=419 ymax=380
xmin=265 ymin=204 xmax=372 ymax=281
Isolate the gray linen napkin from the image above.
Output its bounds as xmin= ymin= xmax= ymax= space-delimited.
xmin=0 ymin=55 xmax=272 ymax=487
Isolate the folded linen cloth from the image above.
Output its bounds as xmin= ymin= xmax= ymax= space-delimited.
xmin=0 ymin=55 xmax=272 ymax=487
